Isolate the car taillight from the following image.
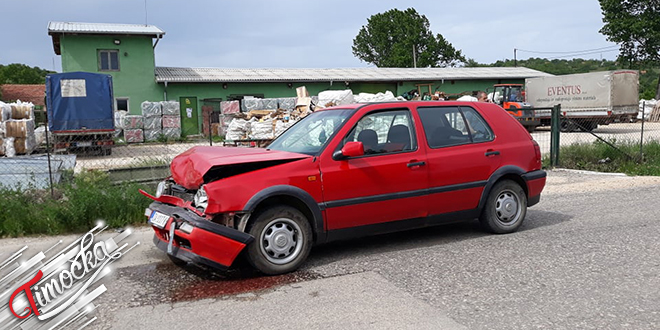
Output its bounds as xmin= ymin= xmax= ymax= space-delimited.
xmin=532 ymin=140 xmax=541 ymax=168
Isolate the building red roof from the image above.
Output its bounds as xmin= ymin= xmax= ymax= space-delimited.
xmin=0 ymin=84 xmax=46 ymax=106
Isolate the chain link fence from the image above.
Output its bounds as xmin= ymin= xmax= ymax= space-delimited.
xmin=530 ymin=102 xmax=660 ymax=168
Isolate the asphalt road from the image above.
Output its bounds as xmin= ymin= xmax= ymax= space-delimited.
xmin=1 ymin=170 xmax=658 ymax=329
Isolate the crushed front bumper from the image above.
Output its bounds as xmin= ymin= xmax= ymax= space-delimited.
xmin=146 ymin=201 xmax=254 ymax=269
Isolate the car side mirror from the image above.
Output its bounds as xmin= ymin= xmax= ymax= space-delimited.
xmin=332 ymin=141 xmax=364 ymax=160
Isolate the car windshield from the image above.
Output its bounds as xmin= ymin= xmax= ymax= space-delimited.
xmin=268 ymin=109 xmax=354 ymax=155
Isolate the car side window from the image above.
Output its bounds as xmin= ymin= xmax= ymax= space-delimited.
xmin=462 ymin=108 xmax=494 ymax=143
xmin=344 ymin=109 xmax=417 ymax=155
xmin=418 ymin=106 xmax=493 ymax=148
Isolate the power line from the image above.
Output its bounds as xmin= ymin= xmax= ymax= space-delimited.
xmin=547 ymin=48 xmax=619 ymax=60
xmin=516 ymin=45 xmax=619 ymax=55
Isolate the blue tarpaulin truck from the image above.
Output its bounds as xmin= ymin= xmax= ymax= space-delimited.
xmin=46 ymin=72 xmax=115 ymax=155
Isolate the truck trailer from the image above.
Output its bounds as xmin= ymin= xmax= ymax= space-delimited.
xmin=525 ymin=70 xmax=639 ymax=131
xmin=46 ymin=72 xmax=115 ymax=155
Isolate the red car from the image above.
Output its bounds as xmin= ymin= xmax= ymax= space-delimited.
xmin=142 ymin=101 xmax=546 ymax=275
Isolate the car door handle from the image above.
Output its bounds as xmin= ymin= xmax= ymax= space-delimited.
xmin=407 ymin=161 xmax=426 ymax=168
xmin=485 ymin=150 xmax=500 ymax=157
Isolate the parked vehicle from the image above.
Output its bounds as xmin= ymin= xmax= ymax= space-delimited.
xmin=142 ymin=101 xmax=547 ymax=275
xmin=525 ymin=70 xmax=639 ymax=131
xmin=491 ymin=84 xmax=540 ymax=132
xmin=46 ymin=72 xmax=115 ymax=155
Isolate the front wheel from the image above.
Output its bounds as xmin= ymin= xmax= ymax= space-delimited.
xmin=245 ymin=206 xmax=312 ymax=275
xmin=479 ymin=180 xmax=527 ymax=234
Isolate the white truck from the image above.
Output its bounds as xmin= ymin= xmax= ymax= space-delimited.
xmin=525 ymin=70 xmax=639 ymax=131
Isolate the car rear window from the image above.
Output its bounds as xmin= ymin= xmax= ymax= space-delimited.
xmin=417 ymin=106 xmax=494 ymax=148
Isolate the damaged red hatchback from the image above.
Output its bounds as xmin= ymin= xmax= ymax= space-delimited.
xmin=142 ymin=101 xmax=546 ymax=275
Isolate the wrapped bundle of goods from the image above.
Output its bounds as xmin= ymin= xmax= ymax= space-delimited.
xmin=162 ymin=127 xmax=181 ymax=139
xmin=162 ymin=115 xmax=181 ymax=128
xmin=114 ymin=110 xmax=127 ymax=138
xmin=221 ymin=101 xmax=240 ymax=115
xmin=262 ymin=98 xmax=279 ymax=110
xmin=274 ymin=120 xmax=296 ymax=137
xmin=123 ymin=115 xmax=144 ymax=129
xmin=124 ymin=129 xmax=144 ymax=143
xmin=248 ymin=118 xmax=275 ymax=140
xmin=161 ymin=101 xmax=179 ymax=116
xmin=225 ymin=118 xmax=249 ymax=140
xmin=278 ymin=98 xmax=296 ymax=111
xmin=354 ymin=91 xmax=402 ymax=103
xmin=3 ymin=137 xmax=14 ymax=157
xmin=318 ymin=90 xmax=354 ymax=108
xmin=10 ymin=104 xmax=34 ymax=120
xmin=242 ymin=98 xmax=264 ymax=112
xmin=4 ymin=119 xmax=35 ymax=138
xmin=141 ymin=101 xmax=162 ymax=117
xmin=13 ymin=135 xmax=36 ymax=155
xmin=143 ymin=129 xmax=161 ymax=142
xmin=0 ymin=101 xmax=11 ymax=121
xmin=144 ymin=116 xmax=162 ymax=130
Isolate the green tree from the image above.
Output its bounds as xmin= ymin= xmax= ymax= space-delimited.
xmin=352 ymin=8 xmax=466 ymax=68
xmin=0 ymin=63 xmax=53 ymax=85
xmin=599 ymin=0 xmax=660 ymax=98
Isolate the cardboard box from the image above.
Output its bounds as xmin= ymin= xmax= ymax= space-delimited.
xmin=296 ymin=86 xmax=310 ymax=98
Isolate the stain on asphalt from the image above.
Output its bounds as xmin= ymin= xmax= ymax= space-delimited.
xmin=117 ymin=261 xmax=320 ymax=305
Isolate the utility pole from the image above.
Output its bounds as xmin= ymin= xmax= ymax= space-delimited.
xmin=413 ymin=44 xmax=417 ymax=68
xmin=514 ymin=48 xmax=517 ymax=67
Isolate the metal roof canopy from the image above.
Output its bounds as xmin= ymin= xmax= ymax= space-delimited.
xmin=48 ymin=21 xmax=165 ymax=55
xmin=155 ymin=67 xmax=553 ymax=83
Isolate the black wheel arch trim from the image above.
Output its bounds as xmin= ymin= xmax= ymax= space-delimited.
xmin=243 ymin=185 xmax=325 ymax=242
xmin=478 ymin=166 xmax=545 ymax=210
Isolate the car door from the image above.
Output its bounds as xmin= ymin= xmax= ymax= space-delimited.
xmin=319 ymin=106 xmax=429 ymax=231
xmin=416 ymin=105 xmax=500 ymax=216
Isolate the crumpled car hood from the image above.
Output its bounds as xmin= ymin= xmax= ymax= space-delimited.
xmin=170 ymin=146 xmax=311 ymax=190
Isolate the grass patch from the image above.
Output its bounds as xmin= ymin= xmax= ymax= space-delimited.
xmin=128 ymin=156 xmax=172 ymax=168
xmin=0 ymin=170 xmax=151 ymax=237
xmin=553 ymin=140 xmax=660 ymax=176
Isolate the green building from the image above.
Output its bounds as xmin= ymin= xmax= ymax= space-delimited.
xmin=48 ymin=21 xmax=551 ymax=135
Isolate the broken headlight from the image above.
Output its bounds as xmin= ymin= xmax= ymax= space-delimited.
xmin=155 ymin=180 xmax=171 ymax=198
xmin=193 ymin=185 xmax=209 ymax=213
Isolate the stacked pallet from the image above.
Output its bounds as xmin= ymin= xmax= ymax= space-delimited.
xmin=0 ymin=101 xmax=37 ymax=157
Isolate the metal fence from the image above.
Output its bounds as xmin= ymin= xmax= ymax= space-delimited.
xmin=2 ymin=101 xmax=660 ymax=194
xmin=532 ymin=102 xmax=660 ymax=167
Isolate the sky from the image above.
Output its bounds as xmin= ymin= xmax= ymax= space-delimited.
xmin=0 ymin=0 xmax=618 ymax=72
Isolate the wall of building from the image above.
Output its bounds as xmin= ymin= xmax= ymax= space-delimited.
xmin=60 ymin=34 xmax=163 ymax=114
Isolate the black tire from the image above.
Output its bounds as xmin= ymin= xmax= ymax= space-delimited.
xmin=580 ymin=122 xmax=597 ymax=132
xmin=245 ymin=206 xmax=312 ymax=275
xmin=525 ymin=126 xmax=536 ymax=133
xmin=479 ymin=180 xmax=527 ymax=234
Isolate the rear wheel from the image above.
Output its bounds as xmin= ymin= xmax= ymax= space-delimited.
xmin=245 ymin=206 xmax=312 ymax=275
xmin=479 ymin=180 xmax=527 ymax=234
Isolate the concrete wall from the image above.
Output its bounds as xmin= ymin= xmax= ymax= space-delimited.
xmin=60 ymin=34 xmax=163 ymax=114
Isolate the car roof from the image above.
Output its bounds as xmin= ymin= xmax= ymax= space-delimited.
xmin=318 ymin=101 xmax=488 ymax=111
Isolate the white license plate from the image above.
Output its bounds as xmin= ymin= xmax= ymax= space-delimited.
xmin=76 ymin=141 xmax=92 ymax=147
xmin=149 ymin=211 xmax=171 ymax=228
